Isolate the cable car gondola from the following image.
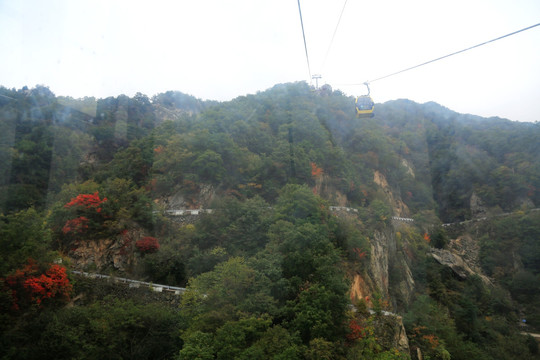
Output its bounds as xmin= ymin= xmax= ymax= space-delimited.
xmin=355 ymin=82 xmax=374 ymax=118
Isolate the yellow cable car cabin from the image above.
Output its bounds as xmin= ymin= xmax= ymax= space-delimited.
xmin=355 ymin=82 xmax=374 ymax=118
xmin=355 ymin=95 xmax=374 ymax=118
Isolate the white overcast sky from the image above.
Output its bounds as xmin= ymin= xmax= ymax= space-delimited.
xmin=1 ymin=0 xmax=539 ymax=122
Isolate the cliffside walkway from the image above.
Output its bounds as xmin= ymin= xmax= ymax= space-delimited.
xmin=160 ymin=206 xmax=538 ymax=228
xmin=160 ymin=206 xmax=415 ymax=223
xmin=442 ymin=208 xmax=539 ymax=227
xmin=72 ymin=270 xmax=187 ymax=295
xmin=523 ymin=332 xmax=540 ymax=339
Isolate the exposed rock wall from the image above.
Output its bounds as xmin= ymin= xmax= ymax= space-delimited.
xmin=369 ymin=230 xmax=390 ymax=298
xmin=371 ymin=312 xmax=411 ymax=356
xmin=157 ymin=184 xmax=216 ymax=210
xmin=350 ymin=273 xmax=372 ymax=303
xmin=430 ymin=227 xmax=493 ymax=286
xmin=69 ymin=227 xmax=146 ymax=272
xmin=373 ymin=170 xmax=410 ymax=217
xmin=470 ymin=192 xmax=487 ymax=218
xmin=70 ymin=238 xmax=131 ymax=271
xmin=350 ymin=224 xmax=416 ymax=312
xmin=348 ymin=172 xmax=417 ymax=311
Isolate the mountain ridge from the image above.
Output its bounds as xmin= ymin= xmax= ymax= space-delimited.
xmin=1 ymin=82 xmax=539 ymax=359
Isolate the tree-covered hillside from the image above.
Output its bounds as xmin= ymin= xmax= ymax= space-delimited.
xmin=1 ymin=83 xmax=539 ymax=359
xmin=3 ymin=83 xmax=537 ymax=221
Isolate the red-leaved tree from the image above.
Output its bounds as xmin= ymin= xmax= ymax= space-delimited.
xmin=135 ymin=236 xmax=160 ymax=254
xmin=62 ymin=216 xmax=89 ymax=234
xmin=346 ymin=318 xmax=366 ymax=342
xmin=64 ymin=191 xmax=107 ymax=212
xmin=62 ymin=192 xmax=108 ymax=236
xmin=4 ymin=259 xmax=72 ymax=311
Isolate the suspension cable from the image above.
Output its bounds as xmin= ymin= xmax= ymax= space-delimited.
xmin=0 ymin=94 xmax=16 ymax=100
xmin=352 ymin=22 xmax=540 ymax=85
xmin=320 ymin=0 xmax=348 ymax=73
xmin=297 ymin=0 xmax=312 ymax=82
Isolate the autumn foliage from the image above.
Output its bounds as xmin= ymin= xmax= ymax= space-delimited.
xmin=118 ymin=229 xmax=133 ymax=255
xmin=62 ymin=216 xmax=89 ymax=234
xmin=135 ymin=236 xmax=160 ymax=254
xmin=310 ymin=162 xmax=324 ymax=177
xmin=62 ymin=192 xmax=108 ymax=235
xmin=346 ymin=318 xmax=366 ymax=342
xmin=4 ymin=259 xmax=72 ymax=310
xmin=409 ymin=326 xmax=441 ymax=350
xmin=352 ymin=247 xmax=367 ymax=260
xmin=64 ymin=191 xmax=107 ymax=213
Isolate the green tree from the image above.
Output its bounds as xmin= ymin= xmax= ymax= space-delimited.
xmin=178 ymin=331 xmax=215 ymax=360
xmin=1 ymin=298 xmax=182 ymax=360
xmin=180 ymin=257 xmax=276 ymax=332
xmin=0 ymin=208 xmax=54 ymax=276
xmin=274 ymin=184 xmax=329 ymax=225
xmin=268 ymin=221 xmax=349 ymax=343
xmin=191 ymin=149 xmax=225 ymax=183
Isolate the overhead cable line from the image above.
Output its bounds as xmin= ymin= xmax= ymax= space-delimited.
xmin=350 ymin=22 xmax=540 ymax=85
xmin=320 ymin=0 xmax=348 ymax=74
xmin=0 ymin=93 xmax=16 ymax=100
xmin=297 ymin=0 xmax=312 ymax=82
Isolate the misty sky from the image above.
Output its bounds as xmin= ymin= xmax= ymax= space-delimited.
xmin=1 ymin=0 xmax=539 ymax=122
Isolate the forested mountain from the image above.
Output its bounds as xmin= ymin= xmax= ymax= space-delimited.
xmin=1 ymin=83 xmax=539 ymax=359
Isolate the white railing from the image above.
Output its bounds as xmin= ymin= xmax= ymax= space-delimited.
xmin=329 ymin=206 xmax=358 ymax=213
xmin=391 ymin=216 xmax=414 ymax=222
xmin=72 ymin=271 xmax=186 ymax=295
xmin=162 ymin=209 xmax=213 ymax=216
xmin=161 ymin=206 xmax=417 ymax=223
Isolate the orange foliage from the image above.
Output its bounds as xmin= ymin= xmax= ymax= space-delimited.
xmin=423 ymin=334 xmax=440 ymax=349
xmin=64 ymin=192 xmax=107 ymax=212
xmin=346 ymin=319 xmax=366 ymax=342
xmin=62 ymin=192 xmax=108 ymax=236
xmin=247 ymin=182 xmax=262 ymax=189
xmin=352 ymin=247 xmax=367 ymax=260
xmin=410 ymin=326 xmax=440 ymax=349
xmin=310 ymin=162 xmax=323 ymax=177
xmin=4 ymin=259 xmax=72 ymax=310
xmin=424 ymin=233 xmax=431 ymax=243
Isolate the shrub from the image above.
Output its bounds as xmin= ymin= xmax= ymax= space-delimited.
xmin=135 ymin=237 xmax=160 ymax=254
xmin=4 ymin=259 xmax=72 ymax=310
xmin=64 ymin=191 xmax=107 ymax=211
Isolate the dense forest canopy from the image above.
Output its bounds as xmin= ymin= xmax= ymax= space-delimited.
xmin=2 ymin=83 xmax=538 ymax=221
xmin=1 ymin=83 xmax=539 ymax=359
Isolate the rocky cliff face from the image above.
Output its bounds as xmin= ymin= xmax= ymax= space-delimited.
xmin=430 ymin=234 xmax=492 ymax=285
xmin=349 ymin=226 xmax=416 ymax=310
xmin=365 ymin=226 xmax=416 ymax=311
xmin=470 ymin=192 xmax=488 ymax=218
xmin=69 ymin=227 xmax=146 ymax=272
xmin=371 ymin=312 xmax=411 ymax=356
xmin=70 ymin=238 xmax=129 ymax=271
xmin=368 ymin=230 xmax=390 ymax=298
xmin=373 ymin=170 xmax=410 ymax=217
xmin=157 ymin=184 xmax=216 ymax=210
xmin=351 ymin=171 xmax=416 ymax=310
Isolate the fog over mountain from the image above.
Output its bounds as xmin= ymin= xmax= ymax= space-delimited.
xmin=1 ymin=83 xmax=539 ymax=359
